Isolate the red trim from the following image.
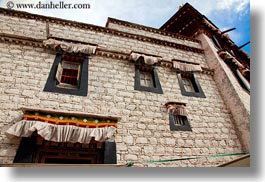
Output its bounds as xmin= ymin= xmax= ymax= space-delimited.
xmin=22 ymin=115 xmax=117 ymax=128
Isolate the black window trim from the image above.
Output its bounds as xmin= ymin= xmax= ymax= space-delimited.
xmin=212 ymin=35 xmax=222 ymax=50
xmin=177 ymin=73 xmax=206 ymax=98
xmin=134 ymin=64 xmax=163 ymax=94
xmin=43 ymin=53 xmax=89 ymax=96
xmin=169 ymin=113 xmax=192 ymax=131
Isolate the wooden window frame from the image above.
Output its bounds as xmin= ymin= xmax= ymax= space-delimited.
xmin=169 ymin=113 xmax=192 ymax=131
xmin=134 ymin=64 xmax=163 ymax=94
xmin=55 ymin=61 xmax=81 ymax=90
xmin=140 ymin=70 xmax=154 ymax=88
xmin=177 ymin=73 xmax=206 ymax=98
xmin=43 ymin=53 xmax=89 ymax=96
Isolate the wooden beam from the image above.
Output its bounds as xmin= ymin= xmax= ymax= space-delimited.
xmin=221 ymin=28 xmax=236 ymax=34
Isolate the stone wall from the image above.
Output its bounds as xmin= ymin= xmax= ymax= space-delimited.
xmin=107 ymin=21 xmax=201 ymax=49
xmin=197 ymin=34 xmax=250 ymax=151
xmin=0 ymin=14 xmax=46 ymax=39
xmin=0 ymin=10 xmax=246 ymax=166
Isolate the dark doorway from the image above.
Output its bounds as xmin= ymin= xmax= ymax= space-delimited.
xmin=13 ymin=134 xmax=116 ymax=164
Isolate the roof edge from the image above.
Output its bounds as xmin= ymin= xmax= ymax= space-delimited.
xmin=160 ymin=3 xmax=203 ymax=30
xmin=106 ymin=17 xmax=200 ymax=43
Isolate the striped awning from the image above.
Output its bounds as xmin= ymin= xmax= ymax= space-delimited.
xmin=166 ymin=104 xmax=187 ymax=116
xmin=172 ymin=61 xmax=202 ymax=72
xmin=43 ymin=38 xmax=97 ymax=55
xmin=5 ymin=111 xmax=117 ymax=144
xmin=130 ymin=52 xmax=162 ymax=65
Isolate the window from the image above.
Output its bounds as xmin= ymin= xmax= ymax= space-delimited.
xmin=140 ymin=69 xmax=154 ymax=88
xmin=56 ymin=61 xmax=81 ymax=89
xmin=169 ymin=114 xmax=192 ymax=131
xmin=134 ymin=64 xmax=163 ymax=94
xmin=174 ymin=115 xmax=185 ymax=126
xmin=177 ymin=73 xmax=206 ymax=98
xmin=182 ymin=76 xmax=195 ymax=92
xmin=43 ymin=53 xmax=88 ymax=96
xmin=165 ymin=102 xmax=192 ymax=131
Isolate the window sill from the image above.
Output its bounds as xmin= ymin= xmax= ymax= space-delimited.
xmin=56 ymin=83 xmax=79 ymax=90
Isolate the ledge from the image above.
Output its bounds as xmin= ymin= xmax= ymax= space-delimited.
xmin=165 ymin=101 xmax=187 ymax=106
xmin=0 ymin=163 xmax=128 ymax=167
xmin=0 ymin=34 xmax=212 ymax=75
xmin=20 ymin=107 xmax=122 ymax=122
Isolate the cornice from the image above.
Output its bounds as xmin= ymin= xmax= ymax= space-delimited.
xmin=160 ymin=60 xmax=214 ymax=75
xmin=0 ymin=33 xmax=213 ymax=75
xmin=0 ymin=33 xmax=44 ymax=47
xmin=0 ymin=8 xmax=204 ymax=54
xmin=106 ymin=18 xmax=200 ymax=43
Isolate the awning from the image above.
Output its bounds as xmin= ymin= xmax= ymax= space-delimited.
xmin=130 ymin=52 xmax=162 ymax=65
xmin=6 ymin=120 xmax=116 ymax=144
xmin=172 ymin=61 xmax=202 ymax=72
xmin=165 ymin=102 xmax=188 ymax=116
xmin=43 ymin=38 xmax=97 ymax=55
xmin=5 ymin=110 xmax=118 ymax=144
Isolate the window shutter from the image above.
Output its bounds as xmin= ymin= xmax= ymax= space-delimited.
xmin=55 ymin=62 xmax=63 ymax=83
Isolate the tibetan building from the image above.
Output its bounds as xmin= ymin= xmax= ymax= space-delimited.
xmin=0 ymin=3 xmax=250 ymax=167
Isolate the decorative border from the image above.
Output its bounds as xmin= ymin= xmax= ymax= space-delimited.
xmin=106 ymin=18 xmax=200 ymax=43
xmin=0 ymin=33 xmax=213 ymax=75
xmin=23 ymin=111 xmax=118 ymax=128
xmin=20 ymin=107 xmax=122 ymax=121
xmin=0 ymin=8 xmax=204 ymax=54
xmin=0 ymin=33 xmax=44 ymax=47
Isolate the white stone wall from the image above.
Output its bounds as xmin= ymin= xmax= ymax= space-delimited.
xmin=197 ymin=33 xmax=250 ymax=151
xmin=107 ymin=22 xmax=201 ymax=49
xmin=0 ymin=14 xmax=46 ymax=39
xmin=0 ymin=12 xmax=246 ymax=166
xmin=48 ymin=23 xmax=207 ymax=67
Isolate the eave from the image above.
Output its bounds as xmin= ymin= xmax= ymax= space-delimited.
xmin=160 ymin=3 xmax=250 ymax=69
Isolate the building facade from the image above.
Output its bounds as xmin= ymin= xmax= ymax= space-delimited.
xmin=0 ymin=3 xmax=250 ymax=167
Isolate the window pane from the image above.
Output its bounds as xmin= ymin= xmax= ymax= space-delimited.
xmin=140 ymin=71 xmax=154 ymax=87
xmin=174 ymin=115 xmax=184 ymax=126
xmin=140 ymin=78 xmax=146 ymax=86
xmin=182 ymin=78 xmax=195 ymax=92
xmin=57 ymin=61 xmax=81 ymax=88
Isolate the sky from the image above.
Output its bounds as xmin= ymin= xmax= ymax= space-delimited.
xmin=0 ymin=0 xmax=250 ymax=55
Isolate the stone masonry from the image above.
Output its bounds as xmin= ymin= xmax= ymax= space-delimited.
xmin=0 ymin=8 xmax=248 ymax=167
